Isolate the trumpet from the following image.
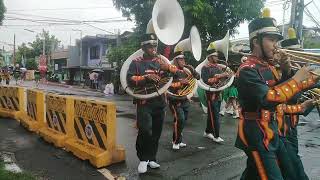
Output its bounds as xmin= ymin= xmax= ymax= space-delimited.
xmin=231 ymin=43 xmax=320 ymax=76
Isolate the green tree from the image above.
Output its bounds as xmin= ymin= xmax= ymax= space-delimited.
xmin=303 ymin=30 xmax=320 ymax=49
xmin=15 ymin=43 xmax=35 ymax=66
xmin=107 ymin=33 xmax=140 ymax=67
xmin=28 ymin=30 xmax=61 ymax=57
xmin=25 ymin=58 xmax=38 ymax=70
xmin=0 ymin=0 xmax=6 ymax=25
xmin=112 ymin=0 xmax=264 ymax=42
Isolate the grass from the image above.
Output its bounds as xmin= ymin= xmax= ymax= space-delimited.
xmin=0 ymin=161 xmax=36 ymax=180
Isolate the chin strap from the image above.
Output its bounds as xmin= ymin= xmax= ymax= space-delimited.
xmin=257 ymin=34 xmax=269 ymax=62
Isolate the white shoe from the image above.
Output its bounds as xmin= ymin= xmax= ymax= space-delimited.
xmin=226 ymin=110 xmax=234 ymax=115
xmin=172 ymin=143 xmax=180 ymax=150
xmin=148 ymin=161 xmax=160 ymax=169
xmin=179 ymin=142 xmax=187 ymax=148
xmin=213 ymin=137 xmax=224 ymax=143
xmin=219 ymin=111 xmax=225 ymax=116
xmin=138 ymin=161 xmax=149 ymax=173
xmin=233 ymin=114 xmax=239 ymax=119
xmin=203 ymin=132 xmax=215 ymax=140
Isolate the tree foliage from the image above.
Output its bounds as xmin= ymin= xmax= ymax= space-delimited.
xmin=15 ymin=31 xmax=61 ymax=69
xmin=0 ymin=0 xmax=6 ymax=25
xmin=107 ymin=33 xmax=140 ymax=67
xmin=28 ymin=30 xmax=61 ymax=57
xmin=112 ymin=0 xmax=264 ymax=42
xmin=303 ymin=30 xmax=320 ymax=49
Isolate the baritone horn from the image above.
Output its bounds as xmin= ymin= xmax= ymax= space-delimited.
xmin=120 ymin=0 xmax=185 ymax=99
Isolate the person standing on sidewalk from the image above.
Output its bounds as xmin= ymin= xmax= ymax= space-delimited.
xmin=127 ymin=33 xmax=182 ymax=174
xmin=235 ymin=8 xmax=318 ymax=179
xmin=202 ymin=44 xmax=229 ymax=143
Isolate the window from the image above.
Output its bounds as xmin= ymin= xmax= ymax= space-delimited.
xmin=90 ymin=45 xmax=100 ymax=59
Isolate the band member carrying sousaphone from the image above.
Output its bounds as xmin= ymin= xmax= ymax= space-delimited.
xmin=201 ymin=43 xmax=230 ymax=143
xmin=126 ymin=32 xmax=183 ymax=174
xmin=121 ymin=0 xmax=186 ymax=173
xmin=167 ymin=26 xmax=201 ymax=150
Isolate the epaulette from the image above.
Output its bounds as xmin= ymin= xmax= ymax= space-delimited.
xmin=236 ymin=61 xmax=256 ymax=77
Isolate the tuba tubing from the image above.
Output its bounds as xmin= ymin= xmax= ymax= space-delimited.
xmin=195 ymin=59 xmax=235 ymax=92
xmin=120 ymin=49 xmax=173 ymax=99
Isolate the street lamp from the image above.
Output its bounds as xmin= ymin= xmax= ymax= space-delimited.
xmin=72 ymin=29 xmax=83 ymax=83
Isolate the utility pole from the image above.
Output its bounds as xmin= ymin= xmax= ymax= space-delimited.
xmin=72 ymin=29 xmax=83 ymax=83
xmin=290 ymin=0 xmax=304 ymax=42
xmin=13 ymin=34 xmax=16 ymax=66
xmin=42 ymin=29 xmax=46 ymax=56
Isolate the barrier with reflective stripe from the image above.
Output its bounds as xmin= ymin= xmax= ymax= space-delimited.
xmin=65 ymin=98 xmax=125 ymax=168
xmin=20 ymin=89 xmax=45 ymax=132
xmin=39 ymin=94 xmax=74 ymax=147
xmin=0 ymin=86 xmax=24 ymax=119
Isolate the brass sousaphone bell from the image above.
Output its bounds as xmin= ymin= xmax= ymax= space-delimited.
xmin=167 ymin=26 xmax=202 ymax=99
xmin=120 ymin=0 xmax=185 ymax=99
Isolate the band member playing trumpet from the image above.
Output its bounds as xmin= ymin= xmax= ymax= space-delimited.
xmin=235 ymin=8 xmax=318 ymax=179
xmin=275 ymin=28 xmax=315 ymax=180
xmin=127 ymin=33 xmax=181 ymax=174
xmin=202 ymin=44 xmax=229 ymax=143
xmin=168 ymin=49 xmax=200 ymax=150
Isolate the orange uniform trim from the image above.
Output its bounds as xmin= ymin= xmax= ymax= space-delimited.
xmin=266 ymin=79 xmax=300 ymax=103
xmin=252 ymin=151 xmax=268 ymax=180
xmin=298 ymin=76 xmax=316 ymax=89
xmin=276 ymin=105 xmax=284 ymax=136
xmin=259 ymin=110 xmax=274 ymax=150
xmin=131 ymin=75 xmax=145 ymax=82
xmin=171 ymin=82 xmax=182 ymax=88
xmin=168 ymin=65 xmax=179 ymax=73
xmin=238 ymin=109 xmax=249 ymax=147
xmin=208 ymin=77 xmax=218 ymax=84
xmin=283 ymin=104 xmax=303 ymax=114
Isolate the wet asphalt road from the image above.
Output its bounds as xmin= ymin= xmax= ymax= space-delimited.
xmin=0 ymin=82 xmax=319 ymax=180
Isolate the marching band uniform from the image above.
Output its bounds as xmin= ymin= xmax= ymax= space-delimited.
xmin=235 ymin=9 xmax=317 ymax=179
xmin=168 ymin=51 xmax=200 ymax=150
xmin=127 ymin=33 xmax=181 ymax=173
xmin=202 ymin=46 xmax=228 ymax=143
xmin=275 ymin=28 xmax=314 ymax=180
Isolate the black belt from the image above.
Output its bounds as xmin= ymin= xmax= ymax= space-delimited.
xmin=242 ymin=112 xmax=275 ymax=120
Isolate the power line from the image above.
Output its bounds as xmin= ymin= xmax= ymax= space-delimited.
xmin=312 ymin=1 xmax=320 ymax=15
xmin=6 ymin=6 xmax=114 ymax=12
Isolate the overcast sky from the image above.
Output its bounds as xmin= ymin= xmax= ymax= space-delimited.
xmin=0 ymin=0 xmax=319 ymax=51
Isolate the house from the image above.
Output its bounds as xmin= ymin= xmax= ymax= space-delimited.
xmin=51 ymin=49 xmax=69 ymax=81
xmin=65 ymin=34 xmax=118 ymax=86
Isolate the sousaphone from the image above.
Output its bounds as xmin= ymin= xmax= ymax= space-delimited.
xmin=196 ymin=31 xmax=235 ymax=91
xmin=167 ymin=26 xmax=202 ymax=99
xmin=120 ymin=0 xmax=185 ymax=99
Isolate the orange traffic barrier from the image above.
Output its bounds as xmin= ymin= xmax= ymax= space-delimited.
xmin=65 ymin=98 xmax=125 ymax=168
xmin=0 ymin=86 xmax=25 ymax=119
xmin=20 ymin=89 xmax=45 ymax=133
xmin=38 ymin=93 xmax=74 ymax=147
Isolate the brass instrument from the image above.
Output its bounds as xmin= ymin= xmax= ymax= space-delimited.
xmin=230 ymin=43 xmax=320 ymax=76
xmin=196 ymin=31 xmax=235 ymax=92
xmin=120 ymin=0 xmax=185 ymax=99
xmin=167 ymin=25 xmax=202 ymax=100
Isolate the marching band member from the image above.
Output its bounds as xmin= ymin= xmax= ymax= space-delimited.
xmin=235 ymin=8 xmax=318 ymax=179
xmin=275 ymin=28 xmax=315 ymax=180
xmin=127 ymin=33 xmax=181 ymax=174
xmin=202 ymin=43 xmax=229 ymax=143
xmin=168 ymin=48 xmax=200 ymax=150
